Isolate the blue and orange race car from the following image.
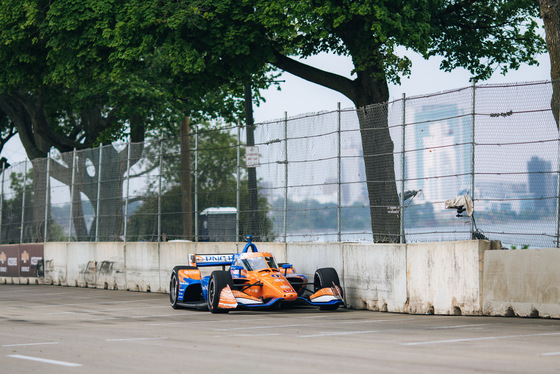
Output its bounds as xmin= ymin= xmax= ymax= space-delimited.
xmin=169 ymin=236 xmax=344 ymax=313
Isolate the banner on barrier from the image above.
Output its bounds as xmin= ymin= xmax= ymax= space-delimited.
xmin=0 ymin=244 xmax=44 ymax=277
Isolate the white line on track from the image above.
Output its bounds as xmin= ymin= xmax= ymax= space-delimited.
xmin=0 ymin=292 xmax=74 ymax=299
xmin=93 ymin=305 xmax=171 ymax=312
xmin=300 ymin=330 xmax=382 ymax=338
xmin=149 ymin=322 xmax=185 ymax=326
xmin=46 ymin=305 xmax=170 ymax=315
xmin=7 ymin=354 xmax=82 ymax=367
xmin=212 ymin=318 xmax=417 ymax=332
xmin=403 ymin=332 xmax=560 ymax=346
xmin=148 ymin=318 xmax=271 ymax=326
xmin=428 ymin=324 xmax=490 ymax=330
xmin=337 ymin=318 xmax=418 ymax=325
xmin=213 ymin=333 xmax=282 ymax=338
xmin=91 ymin=313 xmax=183 ymax=321
xmin=541 ymin=352 xmax=560 ymax=356
xmin=2 ymin=342 xmax=59 ymax=347
xmin=4 ymin=299 xmax=158 ymax=310
xmin=106 ymin=337 xmax=168 ymax=342
xmin=213 ymin=323 xmax=311 ymax=331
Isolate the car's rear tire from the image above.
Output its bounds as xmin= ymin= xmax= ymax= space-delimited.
xmin=207 ymin=271 xmax=234 ymax=314
xmin=314 ymin=267 xmax=342 ymax=311
xmin=170 ymin=266 xmax=197 ymax=309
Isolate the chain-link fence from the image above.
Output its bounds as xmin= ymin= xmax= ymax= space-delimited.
xmin=1 ymin=81 xmax=558 ymax=247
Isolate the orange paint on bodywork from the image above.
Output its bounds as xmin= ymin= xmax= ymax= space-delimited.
xmin=218 ymin=285 xmax=238 ymax=309
xmin=235 ymin=252 xmax=298 ymax=301
xmin=178 ymin=268 xmax=201 ymax=282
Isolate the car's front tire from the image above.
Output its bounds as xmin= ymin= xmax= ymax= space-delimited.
xmin=207 ymin=270 xmax=234 ymax=314
xmin=170 ymin=266 xmax=196 ymax=309
xmin=313 ymin=267 xmax=343 ymax=311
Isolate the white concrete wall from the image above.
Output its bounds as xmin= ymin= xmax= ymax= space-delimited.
xmin=343 ymin=243 xmax=407 ymax=312
xmin=406 ymin=240 xmax=488 ymax=315
xmin=125 ymin=242 xmax=159 ymax=292
xmin=44 ymin=242 xmax=126 ymax=289
xmin=4 ymin=240 xmax=560 ymax=318
xmin=483 ymin=248 xmax=560 ymax=318
xmin=286 ymin=243 xmax=344 ymax=280
xmin=36 ymin=241 xmax=287 ymax=293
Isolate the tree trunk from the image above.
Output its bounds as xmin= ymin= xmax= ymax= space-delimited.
xmin=357 ymin=105 xmax=400 ymax=242
xmin=180 ymin=117 xmax=193 ymax=240
xmin=271 ymin=52 xmax=401 ymax=242
xmin=539 ymin=0 xmax=560 ymax=129
xmin=30 ymin=158 xmax=48 ymax=242
xmin=353 ymin=70 xmax=400 ymax=243
xmin=50 ymin=144 xmax=135 ymax=242
xmin=1 ymin=90 xmax=146 ymax=243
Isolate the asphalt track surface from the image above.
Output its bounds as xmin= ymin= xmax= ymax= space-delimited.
xmin=1 ymin=285 xmax=560 ymax=373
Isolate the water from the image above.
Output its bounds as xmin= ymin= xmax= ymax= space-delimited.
xmin=281 ymin=219 xmax=558 ymax=248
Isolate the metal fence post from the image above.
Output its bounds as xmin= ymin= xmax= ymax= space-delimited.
xmin=158 ymin=138 xmax=163 ymax=243
xmin=556 ymin=124 xmax=560 ymax=248
xmin=124 ymin=142 xmax=132 ymax=242
xmin=283 ymin=112 xmax=288 ymax=243
xmin=95 ymin=144 xmax=103 ymax=242
xmin=194 ymin=126 xmax=199 ymax=242
xmin=470 ymin=81 xmax=476 ymax=238
xmin=400 ymin=93 xmax=406 ymax=244
xmin=69 ymin=148 xmax=76 ymax=242
xmin=0 ymin=164 xmax=5 ymax=243
xmin=337 ymin=102 xmax=342 ymax=243
xmin=44 ymin=155 xmax=50 ymax=242
xmin=20 ymin=159 xmax=28 ymax=244
xmin=236 ymin=119 xmax=241 ymax=241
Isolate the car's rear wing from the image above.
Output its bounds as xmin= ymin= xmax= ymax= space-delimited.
xmin=189 ymin=253 xmax=235 ymax=267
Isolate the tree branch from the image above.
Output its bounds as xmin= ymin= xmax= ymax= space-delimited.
xmin=0 ymin=96 xmax=45 ymax=159
xmin=270 ymin=50 xmax=358 ymax=104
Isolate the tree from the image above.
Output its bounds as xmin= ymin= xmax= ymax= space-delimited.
xmin=0 ymin=0 xmax=157 ymax=241
xmin=1 ymin=1 xmax=544 ymax=243
xmin=0 ymin=110 xmax=16 ymax=157
xmin=539 ymin=0 xmax=560 ymax=129
xmin=0 ymin=0 xmax=271 ymax=241
xmin=0 ymin=170 xmax=65 ymax=243
xmin=133 ymin=0 xmax=544 ymax=242
xmin=126 ymin=123 xmax=274 ymax=241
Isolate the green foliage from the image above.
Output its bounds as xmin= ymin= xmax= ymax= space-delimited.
xmin=1 ymin=0 xmax=542 ymax=158
xmin=0 ymin=0 xmax=546 ymax=244
xmin=0 ymin=170 xmax=66 ymax=243
xmin=127 ymin=124 xmax=274 ymax=241
xmin=139 ymin=0 xmax=544 ymax=87
xmin=0 ymin=0 xmax=276 ymax=160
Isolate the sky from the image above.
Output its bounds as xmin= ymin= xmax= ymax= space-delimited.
xmin=253 ymin=49 xmax=552 ymax=121
xmin=0 ymin=47 xmax=553 ymax=165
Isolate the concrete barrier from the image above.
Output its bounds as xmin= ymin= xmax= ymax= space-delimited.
xmin=343 ymin=243 xmax=407 ymax=312
xmin=2 ymin=240 xmax=559 ymax=318
xmin=286 ymin=243 xmax=344 ymax=280
xmin=45 ymin=242 xmax=126 ymax=289
xmin=407 ymin=240 xmax=488 ymax=316
xmin=483 ymin=248 xmax=560 ymax=318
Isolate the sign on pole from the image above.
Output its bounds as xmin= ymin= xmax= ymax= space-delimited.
xmin=246 ymin=146 xmax=259 ymax=167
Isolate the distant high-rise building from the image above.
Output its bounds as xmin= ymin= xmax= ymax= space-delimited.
xmin=341 ymin=146 xmax=368 ymax=206
xmin=405 ymin=104 xmax=471 ymax=207
xmin=527 ymin=156 xmax=554 ymax=212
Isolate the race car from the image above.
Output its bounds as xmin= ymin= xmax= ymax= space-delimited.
xmin=169 ymin=235 xmax=344 ymax=313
